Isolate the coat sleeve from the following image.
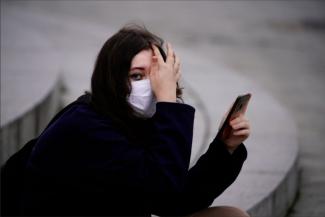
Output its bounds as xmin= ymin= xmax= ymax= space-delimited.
xmin=152 ymin=138 xmax=247 ymax=216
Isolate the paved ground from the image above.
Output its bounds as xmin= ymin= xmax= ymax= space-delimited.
xmin=2 ymin=1 xmax=325 ymax=216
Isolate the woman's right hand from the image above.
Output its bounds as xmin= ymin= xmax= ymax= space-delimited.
xmin=150 ymin=43 xmax=181 ymax=102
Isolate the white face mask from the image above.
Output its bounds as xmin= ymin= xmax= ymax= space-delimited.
xmin=127 ymin=79 xmax=156 ymax=118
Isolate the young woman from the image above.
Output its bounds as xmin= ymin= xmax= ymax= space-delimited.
xmin=20 ymin=24 xmax=250 ymax=217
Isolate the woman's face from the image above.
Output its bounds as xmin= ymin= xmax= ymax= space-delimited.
xmin=129 ymin=49 xmax=153 ymax=82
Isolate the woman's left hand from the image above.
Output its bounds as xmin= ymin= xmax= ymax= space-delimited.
xmin=150 ymin=43 xmax=180 ymax=103
xmin=221 ymin=114 xmax=250 ymax=154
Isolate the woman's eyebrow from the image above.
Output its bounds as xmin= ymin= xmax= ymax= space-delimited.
xmin=130 ymin=66 xmax=146 ymax=71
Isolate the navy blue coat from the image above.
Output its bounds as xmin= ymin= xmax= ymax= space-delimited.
xmin=21 ymin=100 xmax=247 ymax=216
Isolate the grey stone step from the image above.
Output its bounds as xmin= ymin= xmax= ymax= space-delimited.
xmin=0 ymin=2 xmax=300 ymax=217
xmin=178 ymin=50 xmax=299 ymax=217
xmin=0 ymin=3 xmax=63 ymax=163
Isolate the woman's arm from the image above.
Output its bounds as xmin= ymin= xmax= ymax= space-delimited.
xmin=151 ymin=138 xmax=247 ymax=216
xmin=152 ymin=112 xmax=250 ymax=216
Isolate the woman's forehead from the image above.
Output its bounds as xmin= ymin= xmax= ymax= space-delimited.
xmin=130 ymin=49 xmax=153 ymax=69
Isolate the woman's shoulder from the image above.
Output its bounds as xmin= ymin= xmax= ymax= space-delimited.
xmin=54 ymin=102 xmax=113 ymax=132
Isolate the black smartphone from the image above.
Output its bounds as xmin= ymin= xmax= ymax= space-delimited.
xmin=217 ymin=93 xmax=252 ymax=139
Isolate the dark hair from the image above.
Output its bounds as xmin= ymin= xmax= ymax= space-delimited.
xmin=90 ymin=24 xmax=183 ymax=133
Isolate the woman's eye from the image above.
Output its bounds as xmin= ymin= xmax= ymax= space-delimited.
xmin=130 ymin=73 xmax=144 ymax=81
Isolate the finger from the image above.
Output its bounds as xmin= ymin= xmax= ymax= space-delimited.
xmin=231 ymin=121 xmax=250 ymax=131
xmin=174 ymin=54 xmax=180 ymax=73
xmin=151 ymin=45 xmax=164 ymax=64
xmin=230 ymin=115 xmax=248 ymax=125
xmin=176 ymin=69 xmax=181 ymax=81
xmin=166 ymin=42 xmax=175 ymax=65
xmin=233 ymin=129 xmax=250 ymax=136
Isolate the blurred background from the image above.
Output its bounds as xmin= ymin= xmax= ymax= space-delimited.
xmin=1 ymin=1 xmax=325 ymax=216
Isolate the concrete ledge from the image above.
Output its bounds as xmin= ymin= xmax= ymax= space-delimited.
xmin=179 ymin=49 xmax=300 ymax=217
xmin=247 ymin=157 xmax=300 ymax=217
xmin=0 ymin=3 xmax=64 ymax=164
xmin=1 ymin=2 xmax=300 ymax=217
xmin=0 ymin=78 xmax=63 ymax=164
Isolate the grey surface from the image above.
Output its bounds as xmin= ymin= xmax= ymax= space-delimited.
xmin=0 ymin=1 xmax=62 ymax=127
xmin=0 ymin=1 xmax=64 ymax=163
xmin=2 ymin=0 xmax=324 ymax=216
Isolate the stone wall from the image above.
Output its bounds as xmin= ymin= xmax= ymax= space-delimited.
xmin=0 ymin=79 xmax=63 ymax=165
